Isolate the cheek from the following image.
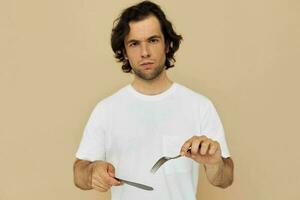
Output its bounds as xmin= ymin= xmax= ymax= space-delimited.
xmin=126 ymin=51 xmax=139 ymax=63
xmin=157 ymin=49 xmax=167 ymax=62
xmin=157 ymin=45 xmax=167 ymax=58
xmin=127 ymin=58 xmax=136 ymax=68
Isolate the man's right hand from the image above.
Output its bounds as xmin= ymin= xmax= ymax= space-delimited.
xmin=89 ymin=161 xmax=122 ymax=192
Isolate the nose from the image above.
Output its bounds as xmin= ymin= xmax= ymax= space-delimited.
xmin=140 ymin=42 xmax=150 ymax=58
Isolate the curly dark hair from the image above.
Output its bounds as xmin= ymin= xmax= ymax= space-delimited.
xmin=111 ymin=0 xmax=183 ymax=73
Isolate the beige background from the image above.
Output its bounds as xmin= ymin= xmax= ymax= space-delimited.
xmin=0 ymin=0 xmax=299 ymax=199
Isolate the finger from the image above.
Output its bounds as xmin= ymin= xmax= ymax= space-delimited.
xmin=108 ymin=177 xmax=122 ymax=186
xmin=113 ymin=178 xmax=124 ymax=186
xmin=92 ymin=176 xmax=111 ymax=188
xmin=107 ymin=165 xmax=122 ymax=186
xmin=180 ymin=137 xmax=193 ymax=156
xmin=208 ymin=142 xmax=218 ymax=155
xmin=101 ymin=173 xmax=119 ymax=186
xmin=98 ymin=177 xmax=122 ymax=188
xmin=91 ymin=179 xmax=110 ymax=192
xmin=93 ymin=184 xmax=108 ymax=192
xmin=107 ymin=164 xmax=115 ymax=177
xmin=200 ymin=140 xmax=211 ymax=155
xmin=191 ymin=138 xmax=201 ymax=156
xmin=103 ymin=165 xmax=121 ymax=186
xmin=92 ymin=170 xmax=108 ymax=185
xmin=181 ymin=135 xmax=207 ymax=156
xmin=115 ymin=180 xmax=124 ymax=186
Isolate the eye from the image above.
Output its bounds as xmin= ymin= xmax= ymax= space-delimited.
xmin=149 ymin=38 xmax=159 ymax=43
xmin=129 ymin=42 xmax=138 ymax=47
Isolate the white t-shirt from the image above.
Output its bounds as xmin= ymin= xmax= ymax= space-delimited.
xmin=76 ymin=82 xmax=230 ymax=200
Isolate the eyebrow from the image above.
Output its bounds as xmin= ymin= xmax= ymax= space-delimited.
xmin=126 ymin=35 xmax=162 ymax=45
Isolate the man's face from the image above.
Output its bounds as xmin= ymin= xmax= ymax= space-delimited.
xmin=124 ymin=15 xmax=168 ymax=81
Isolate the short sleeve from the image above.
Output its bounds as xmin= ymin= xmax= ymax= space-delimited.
xmin=75 ymin=102 xmax=107 ymax=161
xmin=199 ymin=100 xmax=230 ymax=158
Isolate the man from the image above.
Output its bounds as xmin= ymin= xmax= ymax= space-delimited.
xmin=73 ymin=1 xmax=234 ymax=200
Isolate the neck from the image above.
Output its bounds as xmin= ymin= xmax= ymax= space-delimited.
xmin=131 ymin=70 xmax=173 ymax=95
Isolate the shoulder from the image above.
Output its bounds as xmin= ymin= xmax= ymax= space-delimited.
xmin=92 ymin=85 xmax=129 ymax=110
xmin=175 ymin=83 xmax=213 ymax=107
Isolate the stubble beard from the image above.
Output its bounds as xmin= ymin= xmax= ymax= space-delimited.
xmin=132 ymin=63 xmax=166 ymax=81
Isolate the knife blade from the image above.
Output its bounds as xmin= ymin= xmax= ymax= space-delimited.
xmin=115 ymin=177 xmax=154 ymax=191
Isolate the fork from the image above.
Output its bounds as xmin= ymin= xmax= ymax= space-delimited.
xmin=150 ymin=148 xmax=191 ymax=173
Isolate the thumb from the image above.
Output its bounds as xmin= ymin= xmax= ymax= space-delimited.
xmin=107 ymin=163 xmax=115 ymax=177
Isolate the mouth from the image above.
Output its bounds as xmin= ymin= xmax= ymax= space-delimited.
xmin=140 ymin=62 xmax=154 ymax=69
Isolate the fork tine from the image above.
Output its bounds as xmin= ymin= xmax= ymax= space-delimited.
xmin=150 ymin=164 xmax=160 ymax=173
xmin=151 ymin=152 xmax=186 ymax=174
xmin=150 ymin=161 xmax=161 ymax=173
xmin=150 ymin=158 xmax=167 ymax=173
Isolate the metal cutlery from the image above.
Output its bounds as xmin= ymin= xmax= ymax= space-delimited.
xmin=115 ymin=177 xmax=153 ymax=191
xmin=150 ymin=148 xmax=191 ymax=173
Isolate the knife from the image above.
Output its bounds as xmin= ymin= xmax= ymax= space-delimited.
xmin=115 ymin=177 xmax=154 ymax=191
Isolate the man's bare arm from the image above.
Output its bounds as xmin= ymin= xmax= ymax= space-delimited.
xmin=181 ymin=136 xmax=234 ymax=189
xmin=73 ymin=159 xmax=94 ymax=190
xmin=204 ymin=157 xmax=234 ymax=188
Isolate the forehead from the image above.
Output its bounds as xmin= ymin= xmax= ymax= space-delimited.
xmin=125 ymin=15 xmax=163 ymax=41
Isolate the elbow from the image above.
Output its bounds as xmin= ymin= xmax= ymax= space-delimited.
xmin=220 ymin=169 xmax=234 ymax=189
xmin=216 ymin=158 xmax=234 ymax=189
xmin=220 ymin=157 xmax=234 ymax=189
xmin=213 ymin=175 xmax=233 ymax=189
xmin=218 ymin=176 xmax=234 ymax=189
